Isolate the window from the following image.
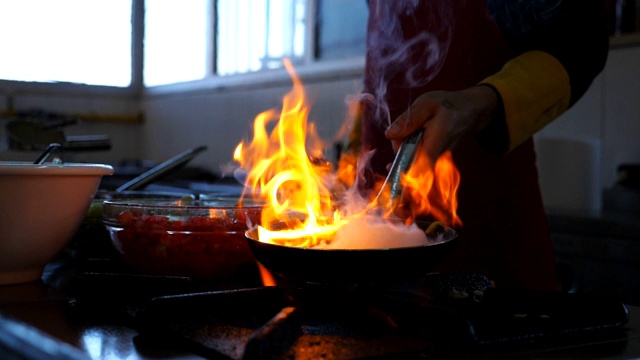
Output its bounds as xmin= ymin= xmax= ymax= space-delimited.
xmin=143 ymin=0 xmax=211 ymax=87
xmin=0 ymin=0 xmax=132 ymax=87
xmin=0 ymin=0 xmax=368 ymax=90
xmin=216 ymin=0 xmax=307 ymax=76
xmin=316 ymin=0 xmax=368 ymax=60
xmin=214 ymin=0 xmax=368 ymax=76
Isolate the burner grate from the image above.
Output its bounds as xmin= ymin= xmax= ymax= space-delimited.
xmin=66 ymin=270 xmax=629 ymax=360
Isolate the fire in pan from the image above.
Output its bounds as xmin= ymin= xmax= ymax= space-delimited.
xmin=245 ymin=222 xmax=457 ymax=284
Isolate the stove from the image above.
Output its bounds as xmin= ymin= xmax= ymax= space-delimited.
xmin=0 ymin=252 xmax=633 ymax=360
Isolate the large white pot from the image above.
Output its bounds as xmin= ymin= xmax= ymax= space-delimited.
xmin=0 ymin=162 xmax=113 ymax=285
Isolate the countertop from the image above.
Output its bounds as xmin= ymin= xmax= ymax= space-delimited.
xmin=546 ymin=206 xmax=640 ymax=307
xmin=547 ymin=208 xmax=640 ymax=240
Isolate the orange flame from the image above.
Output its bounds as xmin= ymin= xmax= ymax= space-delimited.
xmin=258 ymin=263 xmax=277 ymax=287
xmin=234 ymin=59 xmax=347 ymax=246
xmin=403 ymin=151 xmax=462 ymax=227
xmin=234 ymin=60 xmax=461 ymax=248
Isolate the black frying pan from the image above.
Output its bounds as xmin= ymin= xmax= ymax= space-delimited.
xmin=245 ymin=224 xmax=457 ymax=284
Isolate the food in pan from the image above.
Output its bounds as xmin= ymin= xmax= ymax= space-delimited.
xmin=329 ymin=216 xmax=442 ymax=249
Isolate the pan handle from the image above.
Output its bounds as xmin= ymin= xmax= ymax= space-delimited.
xmin=116 ymin=145 xmax=208 ymax=192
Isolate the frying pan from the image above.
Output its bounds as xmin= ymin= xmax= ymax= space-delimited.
xmin=245 ymin=224 xmax=457 ymax=284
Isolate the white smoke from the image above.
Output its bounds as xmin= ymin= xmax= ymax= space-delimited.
xmin=365 ymin=1 xmax=455 ymax=127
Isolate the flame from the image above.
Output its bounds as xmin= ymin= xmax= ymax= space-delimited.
xmin=234 ymin=59 xmax=347 ymax=246
xmin=403 ymin=151 xmax=462 ymax=227
xmin=258 ymin=263 xmax=277 ymax=287
xmin=234 ymin=59 xmax=461 ymax=248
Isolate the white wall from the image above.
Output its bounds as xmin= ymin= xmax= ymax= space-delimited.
xmin=536 ymin=43 xmax=640 ymax=214
xmin=603 ymin=46 xmax=640 ymax=186
xmin=139 ymin=77 xmax=364 ymax=175
xmin=0 ymin=93 xmax=142 ymax=164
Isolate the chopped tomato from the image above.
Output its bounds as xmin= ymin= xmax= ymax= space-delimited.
xmin=111 ymin=207 xmax=261 ymax=279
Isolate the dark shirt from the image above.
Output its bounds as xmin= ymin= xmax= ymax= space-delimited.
xmin=488 ymin=0 xmax=609 ymax=104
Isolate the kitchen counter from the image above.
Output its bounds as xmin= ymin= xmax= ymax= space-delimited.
xmin=547 ymin=208 xmax=640 ymax=240
xmin=610 ymin=33 xmax=640 ymax=49
xmin=0 ymin=254 xmax=638 ymax=360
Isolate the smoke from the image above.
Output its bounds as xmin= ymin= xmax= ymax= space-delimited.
xmin=364 ymin=1 xmax=456 ymax=127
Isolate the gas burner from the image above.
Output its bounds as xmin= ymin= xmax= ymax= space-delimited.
xmin=96 ymin=273 xmax=626 ymax=360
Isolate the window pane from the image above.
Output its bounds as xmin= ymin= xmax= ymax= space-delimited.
xmin=0 ymin=0 xmax=131 ymax=87
xmin=144 ymin=0 xmax=209 ymax=87
xmin=216 ymin=0 xmax=306 ymax=76
xmin=316 ymin=0 xmax=367 ymax=60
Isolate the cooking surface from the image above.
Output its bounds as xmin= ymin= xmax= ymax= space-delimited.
xmin=0 ymin=251 xmax=637 ymax=360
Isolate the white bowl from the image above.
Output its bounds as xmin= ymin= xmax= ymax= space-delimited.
xmin=0 ymin=162 xmax=113 ymax=285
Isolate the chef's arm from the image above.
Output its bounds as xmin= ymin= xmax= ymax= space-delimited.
xmin=478 ymin=0 xmax=610 ymax=153
xmin=478 ymin=51 xmax=571 ymax=153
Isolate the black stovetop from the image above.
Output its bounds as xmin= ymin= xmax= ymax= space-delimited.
xmin=0 ymin=252 xmax=635 ymax=360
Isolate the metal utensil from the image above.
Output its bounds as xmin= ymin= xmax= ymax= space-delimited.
xmin=33 ymin=143 xmax=62 ymax=164
xmin=371 ymin=129 xmax=424 ymax=214
xmin=115 ymin=145 xmax=208 ymax=192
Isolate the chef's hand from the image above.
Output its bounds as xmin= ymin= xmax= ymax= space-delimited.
xmin=384 ymin=85 xmax=501 ymax=166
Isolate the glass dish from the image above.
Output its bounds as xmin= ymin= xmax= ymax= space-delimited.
xmin=102 ymin=198 xmax=263 ymax=279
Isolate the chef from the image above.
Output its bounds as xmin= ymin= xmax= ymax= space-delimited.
xmin=343 ymin=0 xmax=609 ymax=291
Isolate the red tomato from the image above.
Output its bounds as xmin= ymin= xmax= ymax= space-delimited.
xmin=112 ymin=208 xmax=260 ymax=279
